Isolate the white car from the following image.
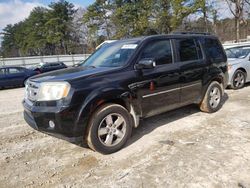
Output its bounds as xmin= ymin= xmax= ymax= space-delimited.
xmin=224 ymin=45 xmax=250 ymax=89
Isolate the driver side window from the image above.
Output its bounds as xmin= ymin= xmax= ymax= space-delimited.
xmin=140 ymin=40 xmax=173 ymax=65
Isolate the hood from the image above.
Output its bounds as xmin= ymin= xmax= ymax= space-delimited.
xmin=30 ymin=66 xmax=113 ymax=83
xmin=227 ymin=58 xmax=245 ymax=66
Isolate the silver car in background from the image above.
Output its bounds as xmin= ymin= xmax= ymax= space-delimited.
xmin=224 ymin=45 xmax=250 ymax=89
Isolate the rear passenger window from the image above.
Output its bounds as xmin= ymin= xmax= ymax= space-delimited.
xmin=203 ymin=38 xmax=226 ymax=62
xmin=176 ymin=38 xmax=201 ymax=62
xmin=140 ymin=40 xmax=172 ymax=65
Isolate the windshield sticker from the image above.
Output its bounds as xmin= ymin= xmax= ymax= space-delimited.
xmin=121 ymin=44 xmax=138 ymax=49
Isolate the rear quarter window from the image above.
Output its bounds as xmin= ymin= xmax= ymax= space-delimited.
xmin=202 ymin=38 xmax=226 ymax=63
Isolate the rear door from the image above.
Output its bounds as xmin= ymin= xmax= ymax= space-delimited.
xmin=174 ymin=37 xmax=206 ymax=104
xmin=134 ymin=39 xmax=181 ymax=117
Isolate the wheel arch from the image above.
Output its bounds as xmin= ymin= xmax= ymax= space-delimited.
xmin=235 ymin=67 xmax=247 ymax=76
xmin=200 ymin=74 xmax=225 ymax=104
xmin=75 ymin=88 xmax=140 ymax=137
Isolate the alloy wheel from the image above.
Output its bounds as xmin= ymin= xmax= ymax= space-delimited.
xmin=97 ymin=113 xmax=126 ymax=147
xmin=233 ymin=72 xmax=245 ymax=88
xmin=209 ymin=86 xmax=221 ymax=109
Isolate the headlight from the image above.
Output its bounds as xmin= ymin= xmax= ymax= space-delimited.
xmin=37 ymin=82 xmax=71 ymax=101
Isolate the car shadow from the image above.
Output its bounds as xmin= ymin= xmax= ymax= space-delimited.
xmin=124 ymin=92 xmax=229 ymax=149
xmin=226 ymin=82 xmax=250 ymax=90
xmin=0 ymin=85 xmax=24 ymax=90
xmin=244 ymin=82 xmax=250 ymax=88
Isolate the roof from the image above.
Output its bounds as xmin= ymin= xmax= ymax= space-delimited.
xmin=223 ymin=41 xmax=250 ymax=49
xmin=118 ymin=33 xmax=218 ymax=43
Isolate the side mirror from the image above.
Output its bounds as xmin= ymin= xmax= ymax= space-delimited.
xmin=135 ymin=58 xmax=156 ymax=69
xmin=248 ymin=56 xmax=250 ymax=61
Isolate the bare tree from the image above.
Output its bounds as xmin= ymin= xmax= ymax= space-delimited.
xmin=225 ymin=0 xmax=245 ymax=42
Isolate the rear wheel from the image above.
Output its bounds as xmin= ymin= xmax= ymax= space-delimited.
xmin=199 ymin=81 xmax=223 ymax=113
xmin=231 ymin=70 xmax=246 ymax=89
xmin=86 ymin=103 xmax=132 ymax=154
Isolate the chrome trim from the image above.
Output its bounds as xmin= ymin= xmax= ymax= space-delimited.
xmin=181 ymin=82 xmax=201 ymax=89
xmin=25 ymin=80 xmax=40 ymax=101
xmin=142 ymin=87 xmax=180 ymax=98
xmin=142 ymin=82 xmax=201 ymax=98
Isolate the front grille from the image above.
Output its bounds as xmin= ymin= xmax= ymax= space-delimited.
xmin=25 ymin=80 xmax=40 ymax=101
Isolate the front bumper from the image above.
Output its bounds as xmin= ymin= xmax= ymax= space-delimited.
xmin=23 ymin=99 xmax=86 ymax=138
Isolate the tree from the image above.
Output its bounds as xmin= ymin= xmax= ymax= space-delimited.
xmin=111 ymin=0 xmax=154 ymax=38
xmin=150 ymin=0 xmax=171 ymax=34
xmin=225 ymin=0 xmax=248 ymax=42
xmin=83 ymin=0 xmax=113 ymax=49
xmin=45 ymin=0 xmax=76 ymax=54
xmin=22 ymin=7 xmax=49 ymax=55
xmin=1 ymin=24 xmax=20 ymax=57
xmin=170 ymin=0 xmax=202 ymax=30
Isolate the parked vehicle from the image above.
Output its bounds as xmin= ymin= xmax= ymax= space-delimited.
xmin=224 ymin=45 xmax=250 ymax=89
xmin=33 ymin=62 xmax=67 ymax=73
xmin=0 ymin=66 xmax=38 ymax=89
xmin=23 ymin=33 xmax=228 ymax=154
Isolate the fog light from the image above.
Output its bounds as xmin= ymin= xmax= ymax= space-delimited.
xmin=49 ymin=120 xmax=55 ymax=129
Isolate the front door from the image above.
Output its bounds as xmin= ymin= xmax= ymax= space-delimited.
xmin=134 ymin=39 xmax=181 ymax=117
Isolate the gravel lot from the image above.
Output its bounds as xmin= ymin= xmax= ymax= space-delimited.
xmin=0 ymin=85 xmax=250 ymax=188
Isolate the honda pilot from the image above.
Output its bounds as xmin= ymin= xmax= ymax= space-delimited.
xmin=23 ymin=33 xmax=228 ymax=154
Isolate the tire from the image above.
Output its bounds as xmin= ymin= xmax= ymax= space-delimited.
xmin=199 ymin=81 xmax=223 ymax=113
xmin=231 ymin=70 xmax=246 ymax=90
xmin=86 ymin=103 xmax=132 ymax=154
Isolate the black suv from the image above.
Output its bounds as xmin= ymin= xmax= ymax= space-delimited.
xmin=23 ymin=33 xmax=228 ymax=154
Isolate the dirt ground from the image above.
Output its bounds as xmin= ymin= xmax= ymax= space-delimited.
xmin=0 ymin=85 xmax=250 ymax=188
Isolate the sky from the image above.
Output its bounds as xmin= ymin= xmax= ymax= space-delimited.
xmin=0 ymin=0 xmax=94 ymax=33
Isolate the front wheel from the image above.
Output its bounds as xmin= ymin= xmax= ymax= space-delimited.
xmin=199 ymin=81 xmax=223 ymax=113
xmin=86 ymin=103 xmax=132 ymax=154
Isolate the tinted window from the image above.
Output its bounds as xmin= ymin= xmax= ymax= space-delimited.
xmin=176 ymin=38 xmax=201 ymax=62
xmin=140 ymin=40 xmax=172 ymax=65
xmin=203 ymin=38 xmax=225 ymax=62
xmin=43 ymin=64 xmax=50 ymax=68
xmin=51 ymin=63 xmax=60 ymax=66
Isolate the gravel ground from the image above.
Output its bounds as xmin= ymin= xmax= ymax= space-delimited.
xmin=0 ymin=85 xmax=250 ymax=188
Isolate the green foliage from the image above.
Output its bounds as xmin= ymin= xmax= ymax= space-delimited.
xmin=170 ymin=0 xmax=204 ymax=30
xmin=83 ymin=0 xmax=204 ymax=40
xmin=1 ymin=0 xmax=77 ymax=57
xmin=1 ymin=0 xmax=210 ymax=57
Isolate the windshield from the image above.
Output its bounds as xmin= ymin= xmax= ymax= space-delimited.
xmin=81 ymin=41 xmax=139 ymax=68
xmin=225 ymin=46 xmax=250 ymax=59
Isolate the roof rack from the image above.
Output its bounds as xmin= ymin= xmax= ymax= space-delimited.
xmin=172 ymin=31 xmax=211 ymax=35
